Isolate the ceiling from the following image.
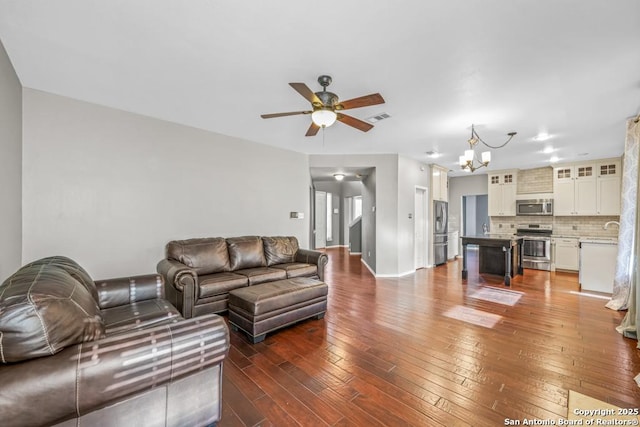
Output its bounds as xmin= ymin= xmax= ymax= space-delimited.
xmin=1 ymin=1 xmax=639 ymax=177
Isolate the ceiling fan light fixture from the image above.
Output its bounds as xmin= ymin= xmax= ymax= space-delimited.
xmin=311 ymin=109 xmax=337 ymax=128
xmin=261 ymin=76 xmax=384 ymax=136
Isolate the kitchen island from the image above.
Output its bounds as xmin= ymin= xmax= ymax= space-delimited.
xmin=461 ymin=234 xmax=524 ymax=286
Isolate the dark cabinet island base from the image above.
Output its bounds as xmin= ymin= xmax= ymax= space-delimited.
xmin=461 ymin=235 xmax=524 ymax=286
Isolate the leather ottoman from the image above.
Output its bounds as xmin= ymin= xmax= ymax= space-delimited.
xmin=227 ymin=277 xmax=328 ymax=343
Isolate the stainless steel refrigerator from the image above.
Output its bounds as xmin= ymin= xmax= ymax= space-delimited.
xmin=433 ymin=200 xmax=448 ymax=266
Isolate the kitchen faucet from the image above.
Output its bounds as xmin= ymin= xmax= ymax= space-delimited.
xmin=603 ymin=220 xmax=620 ymax=230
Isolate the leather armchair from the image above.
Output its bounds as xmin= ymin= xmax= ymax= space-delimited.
xmin=0 ymin=256 xmax=229 ymax=427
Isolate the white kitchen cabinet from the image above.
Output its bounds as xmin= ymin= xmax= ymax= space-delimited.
xmin=553 ymin=163 xmax=597 ymax=215
xmin=579 ymin=239 xmax=618 ymax=293
xmin=553 ymin=237 xmax=579 ymax=271
xmin=488 ymin=170 xmax=517 ymax=216
xmin=553 ymin=159 xmax=621 ymax=216
xmin=596 ymin=160 xmax=621 ymax=215
xmin=431 ymin=165 xmax=448 ymax=202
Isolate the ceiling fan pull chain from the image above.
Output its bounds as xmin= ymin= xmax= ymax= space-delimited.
xmin=322 ymin=126 xmax=325 ymax=149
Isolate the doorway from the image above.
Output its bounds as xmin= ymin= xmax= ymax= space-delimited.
xmin=314 ymin=191 xmax=327 ymax=249
xmin=414 ymin=186 xmax=428 ymax=269
xmin=462 ymin=194 xmax=489 ymax=236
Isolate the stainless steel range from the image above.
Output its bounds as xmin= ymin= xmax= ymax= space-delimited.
xmin=516 ymin=224 xmax=552 ymax=271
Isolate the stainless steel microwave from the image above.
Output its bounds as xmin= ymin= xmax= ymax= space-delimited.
xmin=516 ymin=199 xmax=553 ymax=216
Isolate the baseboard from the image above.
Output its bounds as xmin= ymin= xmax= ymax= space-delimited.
xmin=360 ymin=258 xmax=417 ymax=278
xmin=360 ymin=258 xmax=376 ymax=276
xmin=375 ymin=270 xmax=416 ymax=278
xmin=349 ymin=252 xmax=362 ymax=255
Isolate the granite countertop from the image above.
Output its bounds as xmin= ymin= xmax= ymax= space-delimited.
xmin=552 ymin=234 xmax=618 ymax=243
xmin=578 ymin=237 xmax=618 ymax=244
xmin=462 ymin=233 xmax=521 ymax=240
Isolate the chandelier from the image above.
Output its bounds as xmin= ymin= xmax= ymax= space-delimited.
xmin=459 ymin=124 xmax=517 ymax=172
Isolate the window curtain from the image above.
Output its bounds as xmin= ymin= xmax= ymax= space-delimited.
xmin=606 ymin=118 xmax=639 ymax=311
xmin=613 ymin=118 xmax=640 ymax=386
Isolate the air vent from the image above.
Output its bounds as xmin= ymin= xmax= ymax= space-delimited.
xmin=366 ymin=112 xmax=391 ymax=123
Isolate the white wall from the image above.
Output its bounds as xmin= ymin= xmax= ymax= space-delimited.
xmin=397 ymin=156 xmax=430 ymax=275
xmin=22 ymin=89 xmax=310 ymax=279
xmin=0 ymin=40 xmax=22 ymax=281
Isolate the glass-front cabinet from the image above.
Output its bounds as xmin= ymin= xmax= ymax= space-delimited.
xmin=488 ymin=170 xmax=517 ymax=216
xmin=553 ymin=159 xmax=620 ymax=216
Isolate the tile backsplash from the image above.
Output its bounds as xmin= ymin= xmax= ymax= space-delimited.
xmin=489 ymin=215 xmax=620 ymax=238
xmin=517 ymin=167 xmax=553 ymax=194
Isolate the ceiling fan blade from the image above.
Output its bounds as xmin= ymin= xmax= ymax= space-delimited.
xmin=305 ymin=122 xmax=320 ymax=137
xmin=289 ymin=83 xmax=322 ymax=105
xmin=336 ymin=93 xmax=385 ymax=110
xmin=337 ymin=113 xmax=374 ymax=132
xmin=261 ymin=110 xmax=311 ymax=119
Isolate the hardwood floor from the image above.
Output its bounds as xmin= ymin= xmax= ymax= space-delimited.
xmin=219 ymin=247 xmax=640 ymax=426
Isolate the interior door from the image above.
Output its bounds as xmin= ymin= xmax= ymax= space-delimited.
xmin=314 ymin=191 xmax=327 ymax=249
xmin=414 ymin=187 xmax=428 ymax=269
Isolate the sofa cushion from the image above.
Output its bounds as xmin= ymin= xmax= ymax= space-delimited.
xmin=24 ymin=255 xmax=99 ymax=303
xmin=234 ymin=267 xmax=287 ymax=286
xmin=198 ymin=272 xmax=249 ymax=299
xmin=271 ymin=262 xmax=318 ymax=279
xmin=226 ymin=236 xmax=266 ymax=271
xmin=166 ymin=237 xmax=231 ymax=275
xmin=262 ymin=236 xmax=299 ymax=266
xmin=0 ymin=264 xmax=105 ymax=363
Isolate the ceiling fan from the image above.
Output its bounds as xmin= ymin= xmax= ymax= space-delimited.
xmin=260 ymin=75 xmax=385 ymax=136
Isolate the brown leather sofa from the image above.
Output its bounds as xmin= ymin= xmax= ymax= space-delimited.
xmin=0 ymin=256 xmax=229 ymax=427
xmin=157 ymin=236 xmax=328 ymax=318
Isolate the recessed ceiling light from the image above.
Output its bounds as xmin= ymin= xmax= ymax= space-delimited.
xmin=533 ymin=133 xmax=551 ymax=141
xmin=549 ymin=156 xmax=559 ymax=163
xmin=543 ymin=146 xmax=554 ymax=154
